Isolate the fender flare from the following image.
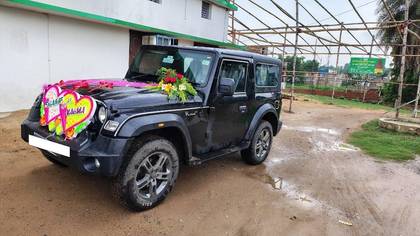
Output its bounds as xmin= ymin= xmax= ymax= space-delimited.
xmin=244 ymin=103 xmax=279 ymax=140
xmin=116 ymin=113 xmax=192 ymax=158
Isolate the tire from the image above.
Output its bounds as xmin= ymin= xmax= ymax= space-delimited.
xmin=40 ymin=150 xmax=68 ymax=167
xmin=112 ymin=135 xmax=179 ymax=212
xmin=241 ymin=121 xmax=273 ymax=165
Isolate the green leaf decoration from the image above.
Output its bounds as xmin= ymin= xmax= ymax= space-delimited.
xmin=75 ymin=122 xmax=87 ymax=134
xmin=40 ymin=102 xmax=45 ymax=116
xmin=146 ymin=67 xmax=198 ymax=103
xmin=55 ymin=123 xmax=63 ymax=135
xmin=48 ymin=121 xmax=56 ymax=132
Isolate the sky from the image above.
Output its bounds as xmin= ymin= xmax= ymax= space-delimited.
xmin=231 ymin=0 xmax=392 ymax=67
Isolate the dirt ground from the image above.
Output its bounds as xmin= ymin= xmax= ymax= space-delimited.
xmin=1 ymin=100 xmax=420 ymax=236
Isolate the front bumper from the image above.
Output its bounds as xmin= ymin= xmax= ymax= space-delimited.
xmin=21 ymin=120 xmax=132 ymax=176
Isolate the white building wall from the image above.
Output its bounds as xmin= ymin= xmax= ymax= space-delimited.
xmin=34 ymin=0 xmax=228 ymax=42
xmin=0 ymin=6 xmax=49 ymax=112
xmin=0 ymin=6 xmax=129 ymax=112
xmin=48 ymin=15 xmax=129 ymax=81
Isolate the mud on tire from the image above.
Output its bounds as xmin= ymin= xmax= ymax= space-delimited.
xmin=241 ymin=121 xmax=273 ymax=165
xmin=112 ymin=135 xmax=179 ymax=211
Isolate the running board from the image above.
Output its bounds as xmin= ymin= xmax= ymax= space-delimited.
xmin=188 ymin=141 xmax=250 ymax=166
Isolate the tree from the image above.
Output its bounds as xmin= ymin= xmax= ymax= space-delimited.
xmin=302 ymin=60 xmax=319 ymax=73
xmin=279 ymin=56 xmax=319 ymax=84
xmin=377 ymin=0 xmax=419 ymax=103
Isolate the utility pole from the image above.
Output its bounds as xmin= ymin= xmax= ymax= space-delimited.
xmin=396 ymin=0 xmax=410 ymax=118
xmin=332 ymin=23 xmax=343 ymax=99
xmin=289 ymin=0 xmax=299 ymax=113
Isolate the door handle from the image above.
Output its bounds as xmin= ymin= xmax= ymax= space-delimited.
xmin=239 ymin=105 xmax=247 ymax=113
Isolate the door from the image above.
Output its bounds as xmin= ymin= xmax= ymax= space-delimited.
xmin=209 ymin=59 xmax=252 ymax=151
xmin=129 ymin=30 xmax=144 ymax=65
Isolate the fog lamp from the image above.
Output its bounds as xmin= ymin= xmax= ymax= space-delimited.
xmin=104 ymin=120 xmax=119 ymax=132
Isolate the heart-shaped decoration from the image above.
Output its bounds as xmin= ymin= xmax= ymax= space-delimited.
xmin=42 ymin=85 xmax=65 ymax=124
xmin=60 ymin=91 xmax=96 ymax=132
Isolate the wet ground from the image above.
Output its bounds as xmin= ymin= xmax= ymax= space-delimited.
xmin=1 ymin=100 xmax=420 ymax=236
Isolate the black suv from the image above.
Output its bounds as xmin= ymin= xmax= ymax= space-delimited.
xmin=21 ymin=45 xmax=282 ymax=211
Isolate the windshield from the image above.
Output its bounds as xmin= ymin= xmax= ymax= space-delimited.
xmin=127 ymin=48 xmax=215 ymax=87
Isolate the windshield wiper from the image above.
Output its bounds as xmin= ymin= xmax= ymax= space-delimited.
xmin=189 ymin=81 xmax=202 ymax=87
xmin=130 ymin=74 xmax=149 ymax=80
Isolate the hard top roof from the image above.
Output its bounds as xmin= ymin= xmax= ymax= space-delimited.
xmin=142 ymin=45 xmax=281 ymax=65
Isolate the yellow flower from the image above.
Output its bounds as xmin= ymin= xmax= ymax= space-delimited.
xmin=164 ymin=84 xmax=172 ymax=93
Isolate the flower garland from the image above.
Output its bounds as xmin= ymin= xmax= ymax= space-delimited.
xmin=147 ymin=67 xmax=197 ymax=102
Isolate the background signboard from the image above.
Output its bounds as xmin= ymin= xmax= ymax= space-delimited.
xmin=349 ymin=57 xmax=385 ymax=75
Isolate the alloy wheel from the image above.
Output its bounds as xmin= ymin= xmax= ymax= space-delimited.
xmin=135 ymin=151 xmax=172 ymax=199
xmin=255 ymin=128 xmax=271 ymax=160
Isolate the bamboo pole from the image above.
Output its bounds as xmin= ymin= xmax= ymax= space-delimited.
xmin=312 ymin=39 xmax=318 ymax=91
xmin=233 ymin=24 xmax=404 ymax=35
xmin=289 ymin=0 xmax=299 ymax=113
xmin=242 ymin=43 xmax=420 ymax=48
xmin=234 ymin=2 xmax=287 ymax=54
xmin=347 ymin=0 xmax=387 ymax=55
xmin=269 ymin=52 xmax=420 ymax=57
xmin=230 ymin=0 xmax=235 ymax=44
xmin=413 ymin=70 xmax=420 ymax=118
xmin=282 ymin=26 xmax=287 ymax=60
xmin=332 ymin=23 xmax=343 ymax=99
xmin=247 ymin=0 xmax=310 ymax=54
xmin=298 ymin=2 xmax=352 ymax=54
xmin=396 ymin=0 xmax=410 ymax=118
xmin=233 ymin=19 xmax=420 ymax=32
xmin=380 ymin=0 xmax=404 ymax=40
xmin=270 ymin=0 xmax=330 ymax=54
xmin=362 ymin=37 xmax=375 ymax=103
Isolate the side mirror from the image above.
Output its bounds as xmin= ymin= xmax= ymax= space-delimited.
xmin=218 ymin=78 xmax=235 ymax=96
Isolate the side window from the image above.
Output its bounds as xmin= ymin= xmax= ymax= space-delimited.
xmin=220 ymin=60 xmax=247 ymax=93
xmin=255 ymin=64 xmax=279 ymax=87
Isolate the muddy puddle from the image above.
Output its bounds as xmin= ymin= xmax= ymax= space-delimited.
xmin=246 ymin=168 xmax=346 ymax=219
xmin=283 ymin=124 xmax=358 ymax=152
xmin=255 ymin=124 xmax=362 ymax=217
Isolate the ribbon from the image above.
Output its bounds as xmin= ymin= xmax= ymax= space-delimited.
xmin=47 ymin=79 xmax=156 ymax=91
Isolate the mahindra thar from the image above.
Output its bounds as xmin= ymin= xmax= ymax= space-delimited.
xmin=21 ymin=45 xmax=282 ymax=211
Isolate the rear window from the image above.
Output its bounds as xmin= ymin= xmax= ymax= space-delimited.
xmin=255 ymin=63 xmax=279 ymax=87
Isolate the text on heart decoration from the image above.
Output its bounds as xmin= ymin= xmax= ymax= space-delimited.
xmin=40 ymin=85 xmax=96 ymax=140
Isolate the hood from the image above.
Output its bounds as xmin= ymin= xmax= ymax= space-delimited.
xmin=74 ymin=85 xmax=203 ymax=111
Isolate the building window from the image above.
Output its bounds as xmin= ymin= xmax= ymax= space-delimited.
xmin=201 ymin=1 xmax=211 ymax=19
xmin=149 ymin=0 xmax=161 ymax=4
xmin=156 ymin=35 xmax=178 ymax=46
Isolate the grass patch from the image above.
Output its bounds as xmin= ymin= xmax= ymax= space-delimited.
xmin=348 ymin=120 xmax=420 ymax=161
xmin=301 ymin=94 xmax=395 ymax=111
xmin=286 ymin=84 xmax=347 ymax=92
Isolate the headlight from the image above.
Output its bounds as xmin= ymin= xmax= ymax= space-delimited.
xmin=97 ymin=106 xmax=107 ymax=123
